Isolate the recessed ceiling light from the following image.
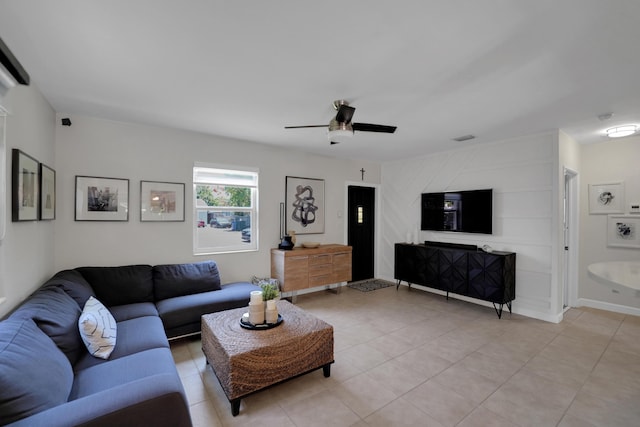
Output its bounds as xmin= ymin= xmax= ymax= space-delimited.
xmin=606 ymin=125 xmax=637 ymax=138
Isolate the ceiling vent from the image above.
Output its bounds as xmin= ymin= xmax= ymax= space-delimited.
xmin=0 ymin=37 xmax=30 ymax=97
xmin=452 ymin=134 xmax=476 ymax=142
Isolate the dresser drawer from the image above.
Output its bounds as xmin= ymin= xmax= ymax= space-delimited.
xmin=309 ymin=274 xmax=333 ymax=287
xmin=309 ymin=254 xmax=332 ymax=266
xmin=309 ymin=264 xmax=331 ymax=277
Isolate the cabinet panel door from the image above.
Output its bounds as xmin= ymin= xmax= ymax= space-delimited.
xmin=468 ymin=253 xmax=506 ymax=302
xmin=333 ymin=252 xmax=352 ymax=282
xmin=395 ymin=244 xmax=428 ymax=285
xmin=439 ymin=250 xmax=468 ymax=293
xmin=425 ymin=247 xmax=439 ymax=285
xmin=284 ymin=256 xmax=309 ymax=291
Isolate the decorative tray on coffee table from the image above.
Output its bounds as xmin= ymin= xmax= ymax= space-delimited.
xmin=240 ymin=314 xmax=283 ymax=330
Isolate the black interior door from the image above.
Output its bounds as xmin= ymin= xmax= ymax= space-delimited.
xmin=348 ymin=186 xmax=375 ymax=282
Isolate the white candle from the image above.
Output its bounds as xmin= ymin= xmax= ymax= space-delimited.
xmin=250 ymin=290 xmax=263 ymax=304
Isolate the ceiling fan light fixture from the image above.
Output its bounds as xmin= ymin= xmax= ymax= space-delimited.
xmin=606 ymin=125 xmax=637 ymax=138
xmin=327 ymin=121 xmax=353 ymax=143
xmin=327 ymin=129 xmax=353 ymax=143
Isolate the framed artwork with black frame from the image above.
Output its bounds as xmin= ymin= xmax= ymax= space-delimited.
xmin=39 ymin=163 xmax=55 ymax=220
xmin=285 ymin=176 xmax=325 ymax=235
xmin=140 ymin=180 xmax=185 ymax=222
xmin=11 ymin=149 xmax=39 ymax=222
xmin=75 ymin=175 xmax=129 ymax=221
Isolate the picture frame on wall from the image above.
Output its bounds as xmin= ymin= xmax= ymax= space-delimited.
xmin=75 ymin=175 xmax=129 ymax=221
xmin=607 ymin=215 xmax=640 ymax=249
xmin=11 ymin=149 xmax=39 ymax=222
xmin=140 ymin=180 xmax=185 ymax=222
xmin=39 ymin=163 xmax=55 ymax=220
xmin=285 ymin=176 xmax=324 ymax=235
xmin=588 ymin=182 xmax=624 ymax=214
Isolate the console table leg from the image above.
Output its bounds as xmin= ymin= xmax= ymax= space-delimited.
xmin=323 ymin=363 xmax=331 ymax=377
xmin=231 ymin=399 xmax=241 ymax=416
xmin=492 ymin=303 xmax=504 ymax=319
xmin=396 ymin=279 xmax=401 ymax=290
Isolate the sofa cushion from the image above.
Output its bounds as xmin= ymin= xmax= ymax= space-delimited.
xmin=69 ymin=348 xmax=179 ymax=400
xmin=42 ymin=269 xmax=95 ymax=308
xmin=153 ymin=261 xmax=222 ymax=301
xmin=157 ymin=281 xmax=257 ymax=337
xmin=0 ymin=318 xmax=74 ymax=425
xmin=78 ymin=297 xmax=117 ymax=359
xmin=74 ymin=315 xmax=169 ymax=372
xmin=10 ymin=287 xmax=84 ymax=364
xmin=109 ymin=302 xmax=159 ymax=322
xmin=76 ymin=264 xmax=153 ymax=306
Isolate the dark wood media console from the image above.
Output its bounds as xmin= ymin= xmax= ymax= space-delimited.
xmin=394 ymin=242 xmax=516 ymax=318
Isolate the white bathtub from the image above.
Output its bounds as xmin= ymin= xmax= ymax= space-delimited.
xmin=588 ymin=261 xmax=640 ymax=296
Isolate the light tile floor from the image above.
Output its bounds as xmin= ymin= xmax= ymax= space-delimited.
xmin=170 ymin=285 xmax=640 ymax=427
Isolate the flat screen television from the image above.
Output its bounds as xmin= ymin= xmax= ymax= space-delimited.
xmin=421 ymin=189 xmax=492 ymax=234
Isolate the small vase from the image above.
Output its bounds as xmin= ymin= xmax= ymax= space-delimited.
xmin=288 ymin=230 xmax=297 ymax=246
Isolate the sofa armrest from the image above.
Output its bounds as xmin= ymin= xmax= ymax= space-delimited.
xmin=6 ymin=374 xmax=191 ymax=427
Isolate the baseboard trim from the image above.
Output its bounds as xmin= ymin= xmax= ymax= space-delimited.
xmin=393 ymin=281 xmax=562 ymax=323
xmin=577 ymin=298 xmax=640 ymax=317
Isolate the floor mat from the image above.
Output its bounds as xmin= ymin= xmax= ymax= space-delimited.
xmin=347 ymin=279 xmax=395 ymax=292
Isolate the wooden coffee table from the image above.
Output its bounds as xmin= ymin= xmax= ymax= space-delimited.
xmin=201 ymin=300 xmax=334 ymax=416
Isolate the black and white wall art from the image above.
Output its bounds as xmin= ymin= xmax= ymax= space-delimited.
xmin=589 ymin=182 xmax=624 ymax=214
xmin=285 ymin=176 xmax=324 ymax=235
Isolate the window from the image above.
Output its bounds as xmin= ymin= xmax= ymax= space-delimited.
xmin=193 ymin=164 xmax=258 ymax=254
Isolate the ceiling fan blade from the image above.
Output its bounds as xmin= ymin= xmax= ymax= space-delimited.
xmin=352 ymin=123 xmax=397 ymax=133
xmin=335 ymin=105 xmax=355 ymax=124
xmin=284 ymin=125 xmax=327 ymax=129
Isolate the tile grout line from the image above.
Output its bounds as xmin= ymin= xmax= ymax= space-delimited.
xmin=554 ymin=313 xmax=627 ymax=426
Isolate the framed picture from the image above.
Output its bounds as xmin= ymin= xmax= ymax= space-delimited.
xmin=39 ymin=163 xmax=56 ymax=220
xmin=75 ymin=175 xmax=129 ymax=221
xmin=589 ymin=182 xmax=624 ymax=214
xmin=285 ymin=176 xmax=324 ymax=235
xmin=140 ymin=180 xmax=185 ymax=222
xmin=11 ymin=149 xmax=39 ymax=221
xmin=607 ymin=215 xmax=640 ymax=249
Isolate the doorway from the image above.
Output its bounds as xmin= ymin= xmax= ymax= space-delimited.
xmin=348 ymin=185 xmax=375 ymax=282
xmin=563 ymin=168 xmax=579 ymax=309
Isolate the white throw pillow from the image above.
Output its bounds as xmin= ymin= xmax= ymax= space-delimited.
xmin=78 ymin=296 xmax=117 ymax=359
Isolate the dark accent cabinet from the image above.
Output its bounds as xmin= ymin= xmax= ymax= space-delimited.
xmin=394 ymin=243 xmax=516 ymax=318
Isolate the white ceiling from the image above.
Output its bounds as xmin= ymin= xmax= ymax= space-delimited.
xmin=1 ymin=0 xmax=640 ymax=161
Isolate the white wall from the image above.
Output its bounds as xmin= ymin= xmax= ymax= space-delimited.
xmin=380 ymin=132 xmax=563 ymax=322
xmin=53 ymin=115 xmax=381 ymax=283
xmin=0 ymin=85 xmax=56 ymax=318
xmin=579 ymin=135 xmax=640 ymax=315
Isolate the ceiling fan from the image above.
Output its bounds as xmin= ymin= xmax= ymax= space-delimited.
xmin=285 ymin=100 xmax=397 ymax=144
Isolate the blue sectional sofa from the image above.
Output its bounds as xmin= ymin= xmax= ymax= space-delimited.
xmin=0 ymin=261 xmax=261 ymax=427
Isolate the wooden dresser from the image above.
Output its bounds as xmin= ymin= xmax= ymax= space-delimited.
xmin=271 ymin=244 xmax=352 ymax=293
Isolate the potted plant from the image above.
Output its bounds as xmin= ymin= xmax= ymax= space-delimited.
xmin=260 ymin=281 xmax=280 ymax=323
xmin=260 ymin=281 xmax=279 ymax=301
